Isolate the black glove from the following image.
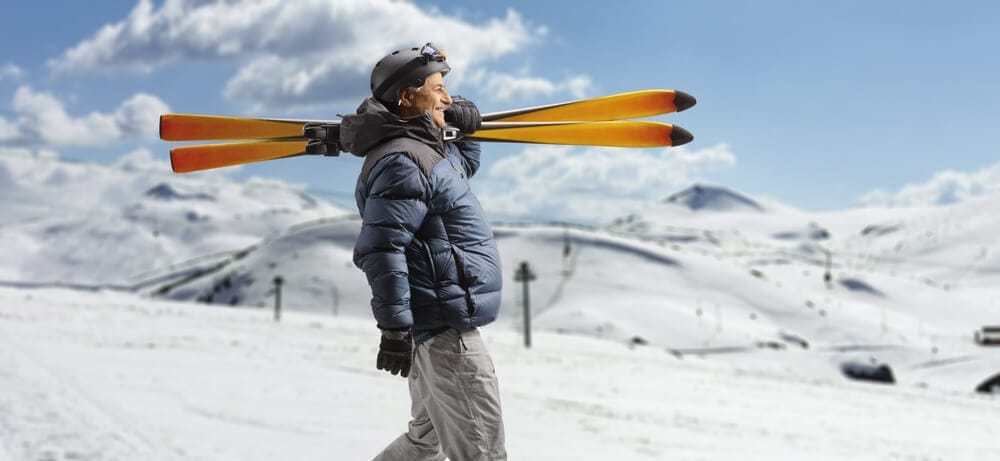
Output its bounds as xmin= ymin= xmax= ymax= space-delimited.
xmin=444 ymin=96 xmax=482 ymax=134
xmin=303 ymin=122 xmax=341 ymax=156
xmin=377 ymin=329 xmax=412 ymax=377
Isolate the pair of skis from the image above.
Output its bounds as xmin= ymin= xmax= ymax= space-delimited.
xmin=160 ymin=89 xmax=696 ymax=173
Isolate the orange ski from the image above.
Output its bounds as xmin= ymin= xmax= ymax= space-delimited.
xmin=170 ymin=121 xmax=692 ymax=173
xmin=160 ymin=90 xmax=695 ymax=142
xmin=466 ymin=121 xmax=691 ymax=148
xmin=170 ymin=140 xmax=307 ymax=173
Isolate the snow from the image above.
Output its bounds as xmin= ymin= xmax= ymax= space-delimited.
xmin=0 ymin=150 xmax=351 ymax=286
xmin=2 ymin=287 xmax=999 ymax=460
xmin=3 ymin=155 xmax=1000 ymax=458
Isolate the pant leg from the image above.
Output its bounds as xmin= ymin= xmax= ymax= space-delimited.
xmin=419 ymin=329 xmax=506 ymax=461
xmin=373 ymin=344 xmax=447 ymax=461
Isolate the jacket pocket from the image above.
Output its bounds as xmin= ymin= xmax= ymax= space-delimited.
xmin=450 ymin=246 xmax=475 ymax=316
xmin=420 ymin=240 xmax=438 ymax=283
xmin=405 ymin=239 xmax=438 ymax=298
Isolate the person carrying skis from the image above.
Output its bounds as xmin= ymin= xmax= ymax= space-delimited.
xmin=338 ymin=43 xmax=506 ymax=460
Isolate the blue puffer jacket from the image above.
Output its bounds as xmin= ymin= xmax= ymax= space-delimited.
xmin=341 ymin=98 xmax=503 ymax=343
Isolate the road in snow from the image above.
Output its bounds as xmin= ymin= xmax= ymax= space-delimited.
xmin=1 ymin=287 xmax=999 ymax=460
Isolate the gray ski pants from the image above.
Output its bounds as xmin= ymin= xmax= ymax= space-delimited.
xmin=374 ymin=328 xmax=506 ymax=461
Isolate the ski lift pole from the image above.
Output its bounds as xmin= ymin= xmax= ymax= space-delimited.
xmin=514 ymin=261 xmax=537 ymax=348
xmin=562 ymin=225 xmax=573 ymax=275
xmin=273 ymin=275 xmax=284 ymax=322
xmin=823 ymin=249 xmax=833 ymax=288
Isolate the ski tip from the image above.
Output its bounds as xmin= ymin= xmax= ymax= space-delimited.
xmin=169 ymin=147 xmax=195 ymax=174
xmin=674 ymin=91 xmax=697 ymax=112
xmin=159 ymin=114 xmax=166 ymax=140
xmin=670 ymin=125 xmax=694 ymax=146
xmin=168 ymin=148 xmax=182 ymax=173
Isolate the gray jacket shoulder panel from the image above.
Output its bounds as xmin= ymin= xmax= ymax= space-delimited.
xmin=360 ymin=137 xmax=445 ymax=185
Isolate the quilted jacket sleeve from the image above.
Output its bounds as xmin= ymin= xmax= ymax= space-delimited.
xmin=353 ymin=154 xmax=429 ymax=330
xmin=452 ymin=141 xmax=482 ymax=178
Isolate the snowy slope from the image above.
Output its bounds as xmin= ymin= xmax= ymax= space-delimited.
xmin=4 ymin=155 xmax=1000 ymax=396
xmin=2 ymin=287 xmax=999 ymax=461
xmin=599 ymin=184 xmax=1000 ymax=389
xmin=609 ymin=183 xmax=1000 ymax=290
xmin=0 ymin=150 xmax=350 ymax=285
xmin=137 ymin=214 xmax=1000 ymax=394
xmin=150 ymin=215 xmax=371 ymax=316
xmin=818 ymin=193 xmax=1000 ymax=290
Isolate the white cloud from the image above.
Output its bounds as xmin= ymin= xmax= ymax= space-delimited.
xmin=0 ymin=145 xmax=229 ymax=215
xmin=860 ymin=163 xmax=1000 ymax=207
xmin=478 ymin=143 xmax=736 ymax=223
xmin=112 ymin=147 xmax=171 ymax=173
xmin=0 ymin=63 xmax=25 ymax=81
xmin=48 ymin=0 xmax=571 ymax=111
xmin=471 ymin=70 xmax=594 ymax=102
xmin=0 ymin=116 xmax=18 ymax=140
xmin=115 ymin=93 xmax=171 ymax=138
xmin=0 ymin=86 xmax=170 ymax=147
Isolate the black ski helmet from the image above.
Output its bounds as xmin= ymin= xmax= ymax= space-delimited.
xmin=370 ymin=43 xmax=451 ymax=107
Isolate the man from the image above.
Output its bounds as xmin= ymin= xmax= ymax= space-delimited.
xmin=339 ymin=43 xmax=506 ymax=461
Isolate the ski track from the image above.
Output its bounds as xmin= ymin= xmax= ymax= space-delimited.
xmin=0 ymin=334 xmax=160 ymax=460
xmin=1 ymin=287 xmax=1000 ymax=460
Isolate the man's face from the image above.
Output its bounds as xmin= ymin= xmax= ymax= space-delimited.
xmin=400 ymin=72 xmax=452 ymax=128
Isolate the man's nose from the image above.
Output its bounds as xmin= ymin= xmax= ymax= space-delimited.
xmin=442 ymin=92 xmax=452 ymax=105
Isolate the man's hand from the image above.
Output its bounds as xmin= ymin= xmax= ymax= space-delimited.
xmin=377 ymin=329 xmax=413 ymax=377
xmin=445 ymin=96 xmax=482 ymax=134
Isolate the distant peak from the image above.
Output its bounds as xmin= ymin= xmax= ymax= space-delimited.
xmin=663 ymin=184 xmax=764 ymax=212
xmin=145 ymin=183 xmax=215 ymax=201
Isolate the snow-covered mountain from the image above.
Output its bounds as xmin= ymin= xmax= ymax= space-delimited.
xmin=609 ymin=182 xmax=1000 ymax=291
xmin=3 ymin=154 xmax=1000 ymax=397
xmin=607 ymin=183 xmax=828 ymax=247
xmin=662 ymin=183 xmax=765 ymax=212
xmin=0 ymin=150 xmax=351 ymax=285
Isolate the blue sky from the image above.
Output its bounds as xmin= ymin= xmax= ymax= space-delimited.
xmin=2 ymin=0 xmax=999 ymax=223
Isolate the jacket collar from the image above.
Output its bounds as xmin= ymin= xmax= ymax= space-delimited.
xmin=339 ymin=98 xmax=444 ymax=157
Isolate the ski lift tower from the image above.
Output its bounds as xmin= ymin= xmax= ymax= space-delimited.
xmin=514 ymin=261 xmax=537 ymax=348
